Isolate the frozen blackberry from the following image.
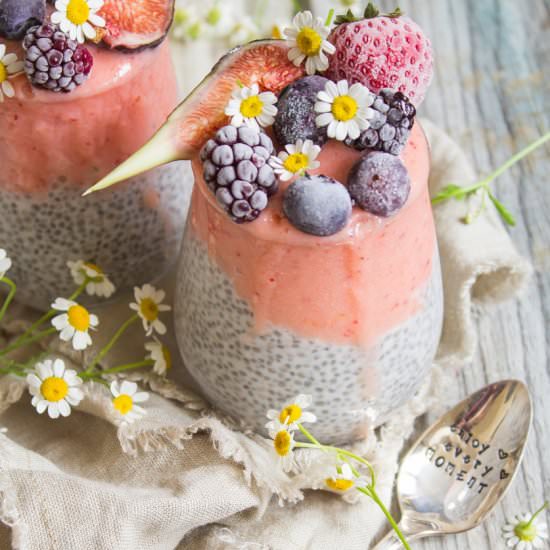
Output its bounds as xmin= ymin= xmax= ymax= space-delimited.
xmin=345 ymin=89 xmax=416 ymax=156
xmin=200 ymin=125 xmax=278 ymax=223
xmin=23 ymin=23 xmax=93 ymax=93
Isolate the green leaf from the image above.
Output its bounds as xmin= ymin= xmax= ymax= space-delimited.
xmin=387 ymin=7 xmax=403 ymax=18
xmin=431 ymin=184 xmax=467 ymax=204
xmin=488 ymin=192 xmax=516 ymax=226
xmin=335 ymin=9 xmax=358 ymax=25
xmin=364 ymin=2 xmax=380 ymax=19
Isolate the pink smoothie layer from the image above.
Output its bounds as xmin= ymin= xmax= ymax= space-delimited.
xmin=0 ymin=41 xmax=177 ymax=193
xmin=190 ymin=122 xmax=435 ymax=347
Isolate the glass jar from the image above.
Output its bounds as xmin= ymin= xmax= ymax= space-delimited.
xmin=174 ymin=123 xmax=443 ymax=444
xmin=0 ymin=40 xmax=191 ymax=310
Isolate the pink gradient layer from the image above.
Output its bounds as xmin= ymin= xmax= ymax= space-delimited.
xmin=189 ymin=122 xmax=435 ymax=347
xmin=0 ymin=41 xmax=177 ymax=193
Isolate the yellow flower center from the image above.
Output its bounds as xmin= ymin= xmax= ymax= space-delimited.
xmin=332 ymin=95 xmax=358 ymax=122
xmin=296 ymin=27 xmax=322 ymax=56
xmin=83 ymin=261 xmax=104 ymax=282
xmin=271 ymin=25 xmax=282 ymax=39
xmin=514 ymin=522 xmax=537 ymax=542
xmin=66 ymin=0 xmax=90 ymax=25
xmin=140 ymin=298 xmax=159 ymax=322
xmin=283 ymin=153 xmax=309 ymax=174
xmin=325 ymin=477 xmax=355 ymax=492
xmin=0 ymin=62 xmax=6 ymax=84
xmin=162 ymin=346 xmax=172 ymax=370
xmin=279 ymin=404 xmax=302 ymax=424
xmin=274 ymin=430 xmax=292 ymax=456
xmin=41 ymin=377 xmax=69 ymax=402
xmin=113 ymin=394 xmax=133 ymax=415
xmin=68 ymin=304 xmax=91 ymax=331
xmin=240 ymin=96 xmax=264 ymax=119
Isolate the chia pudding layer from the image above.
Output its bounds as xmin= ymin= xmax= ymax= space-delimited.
xmin=0 ymin=163 xmax=191 ymax=309
xmin=0 ymin=40 xmax=191 ymax=309
xmin=175 ymin=232 xmax=442 ymax=444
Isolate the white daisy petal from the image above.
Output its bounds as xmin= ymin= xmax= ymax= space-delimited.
xmin=0 ymin=44 xmax=5 ymax=58
xmin=36 ymin=399 xmax=48 ymax=414
xmin=120 ymin=380 xmax=137 ymax=396
xmin=2 ymin=81 xmax=14 ymax=98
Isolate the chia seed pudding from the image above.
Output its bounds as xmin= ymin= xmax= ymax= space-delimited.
xmin=0 ymin=37 xmax=191 ymax=310
xmin=0 ymin=163 xmax=191 ymax=309
xmin=175 ymin=232 xmax=442 ymax=444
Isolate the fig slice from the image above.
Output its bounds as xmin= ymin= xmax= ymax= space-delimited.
xmin=98 ymin=0 xmax=175 ymax=50
xmin=84 ymin=40 xmax=304 ymax=195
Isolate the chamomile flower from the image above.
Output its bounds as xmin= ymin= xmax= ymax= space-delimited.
xmin=315 ymin=79 xmax=375 ymax=141
xmin=283 ymin=10 xmax=336 ymax=75
xmin=203 ymin=1 xmax=235 ymax=39
xmin=266 ymin=393 xmax=317 ymax=433
xmin=224 ymin=83 xmax=278 ymax=131
xmin=51 ymin=0 xmax=106 ymax=44
xmin=26 ymin=359 xmax=83 ymax=419
xmin=0 ymin=45 xmax=24 ymax=102
xmin=325 ymin=463 xmax=364 ymax=493
xmin=502 ymin=503 xmax=549 ymax=549
xmin=145 ymin=338 xmax=172 ymax=376
xmin=0 ymin=249 xmax=12 ymax=279
xmin=130 ymin=284 xmax=171 ymax=336
xmin=269 ymin=139 xmax=321 ymax=181
xmin=266 ymin=420 xmax=296 ymax=471
xmin=67 ymin=259 xmax=115 ymax=298
xmin=110 ymin=380 xmax=149 ymax=423
xmin=51 ymin=298 xmax=98 ymax=350
xmin=227 ymin=15 xmax=260 ymax=47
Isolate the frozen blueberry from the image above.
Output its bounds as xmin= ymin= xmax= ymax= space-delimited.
xmin=0 ymin=0 xmax=45 ymax=40
xmin=216 ymin=125 xmax=238 ymax=144
xmin=283 ymin=174 xmax=352 ymax=237
xmin=273 ymin=75 xmax=329 ymax=147
xmin=347 ymin=152 xmax=411 ymax=217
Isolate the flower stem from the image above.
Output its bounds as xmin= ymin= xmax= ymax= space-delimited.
xmin=479 ymin=130 xmax=550 ymax=188
xmin=294 ymin=440 xmax=376 ymax=486
xmin=325 ymin=8 xmax=335 ymax=26
xmin=358 ymin=485 xmax=411 ymax=550
xmin=85 ymin=314 xmax=139 ymax=374
xmin=0 ymin=277 xmax=17 ymax=325
xmin=10 ymin=280 xmax=89 ymax=349
xmin=0 ymin=327 xmax=56 ymax=357
xmin=80 ymin=359 xmax=154 ymax=379
xmin=526 ymin=501 xmax=549 ymax=528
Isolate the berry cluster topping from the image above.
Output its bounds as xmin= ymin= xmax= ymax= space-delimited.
xmin=200 ymin=125 xmax=278 ymax=223
xmin=23 ymin=23 xmax=93 ymax=93
xmin=348 ymin=151 xmax=410 ymax=217
xmin=345 ymin=89 xmax=416 ymax=156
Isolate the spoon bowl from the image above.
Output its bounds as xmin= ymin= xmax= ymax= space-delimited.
xmin=374 ymin=380 xmax=532 ymax=548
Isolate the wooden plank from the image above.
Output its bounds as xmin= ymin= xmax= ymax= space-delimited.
xmin=372 ymin=0 xmax=550 ymax=548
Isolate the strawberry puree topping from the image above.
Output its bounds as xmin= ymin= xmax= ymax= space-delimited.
xmin=0 ymin=40 xmax=177 ymax=193
xmin=190 ymin=122 xmax=436 ymax=347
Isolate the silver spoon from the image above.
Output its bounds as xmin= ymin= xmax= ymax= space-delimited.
xmin=374 ymin=380 xmax=532 ymax=549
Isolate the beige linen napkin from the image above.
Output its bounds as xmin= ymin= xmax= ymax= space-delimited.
xmin=0 ymin=120 xmax=531 ymax=550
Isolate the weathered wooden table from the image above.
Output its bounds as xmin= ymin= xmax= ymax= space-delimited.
xmin=379 ymin=0 xmax=550 ymax=548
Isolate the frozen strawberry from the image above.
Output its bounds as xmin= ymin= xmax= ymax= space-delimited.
xmin=325 ymin=3 xmax=433 ymax=106
xmin=98 ymin=0 xmax=175 ymax=50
